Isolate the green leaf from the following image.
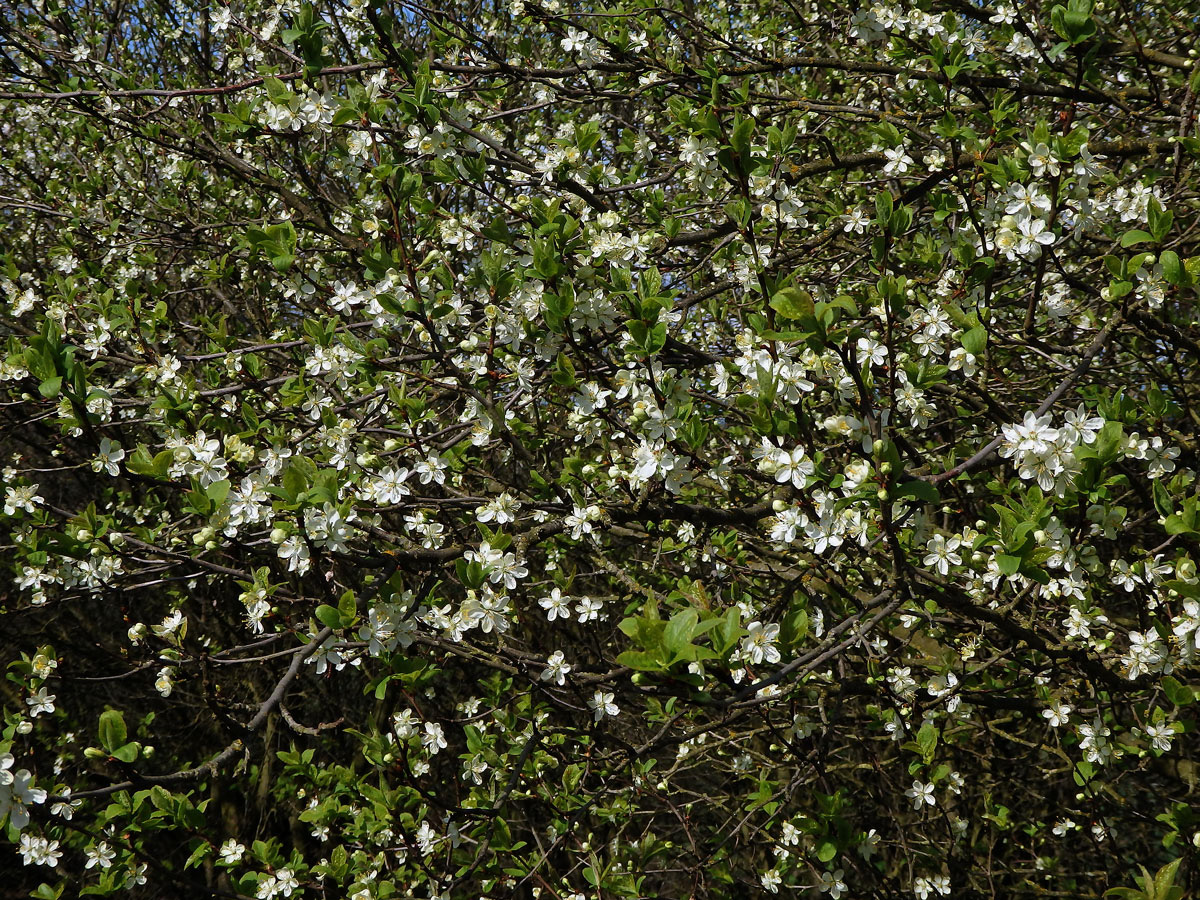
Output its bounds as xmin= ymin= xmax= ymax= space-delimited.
xmin=551 ymin=352 xmax=577 ymax=387
xmin=961 ymin=325 xmax=987 ymax=357
xmin=337 ymin=589 xmax=357 ymax=624
xmin=1152 ymin=481 xmax=1174 ymax=518
xmin=282 ymin=461 xmax=310 ymax=501
xmin=1120 ymin=229 xmax=1154 ymax=248
xmin=916 ymin=721 xmax=938 ymax=763
xmin=712 ymin=606 xmax=744 ymax=657
xmin=616 ymin=650 xmax=666 ymax=672
xmin=1153 ymin=858 xmax=1182 ymax=899
xmin=780 ymin=606 xmax=809 ymax=646
xmin=315 ymin=605 xmax=344 ymax=629
xmin=995 ymin=554 xmax=1021 ymax=576
xmin=206 ymin=479 xmax=231 ymax=508
xmin=730 ymin=113 xmax=754 ymax=163
xmin=816 ymin=840 xmax=837 ymax=863
xmin=38 ymin=376 xmax=63 ymax=398
xmin=185 ymin=842 xmax=213 ymax=870
xmin=1108 ymin=280 xmax=1133 ymax=300
xmin=894 ymin=481 xmax=940 ymax=504
xmin=1050 ymin=0 xmax=1096 ymax=45
xmin=769 ymin=287 xmax=814 ymax=320
xmin=1093 ymin=421 xmax=1125 ymax=464
xmin=663 ymin=609 xmax=699 ymax=661
xmin=1159 ymin=250 xmax=1185 ymax=286
xmin=372 ymin=675 xmax=394 ymax=699
xmin=645 ymin=322 xmax=667 ymax=355
xmin=889 ymin=203 xmax=914 ymax=236
xmin=1148 ymin=197 xmax=1174 ymax=242
xmin=98 ymin=709 xmax=127 ymax=752
xmin=874 ymin=190 xmax=894 ymax=225
xmin=1161 ymin=676 xmax=1194 ymax=707
xmin=263 ymin=76 xmax=292 ymax=103
xmin=111 ymin=742 xmax=140 ymax=763
xmin=1164 ymin=513 xmax=1196 ymax=536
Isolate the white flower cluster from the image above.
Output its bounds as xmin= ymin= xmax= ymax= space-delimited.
xmin=17 ymin=833 xmax=61 ymax=867
xmin=678 ymin=135 xmax=721 ymax=193
xmin=751 ymin=174 xmax=809 ymax=227
xmin=732 ymin=330 xmax=817 ymax=402
xmin=1172 ymin=600 xmax=1200 ymax=662
xmin=1121 ymin=630 xmax=1171 ymax=680
xmin=166 ymin=430 xmax=230 ymax=487
xmin=358 ymin=598 xmax=417 ymax=656
xmin=1077 ymin=717 xmax=1115 ymax=765
xmin=255 ymin=866 xmax=299 ymax=899
xmin=224 ymin=474 xmax=272 ymax=537
xmin=913 ymin=874 xmax=952 ymax=899
xmin=765 ymin=487 xmax=869 ymax=556
xmin=850 ymin=3 xmax=967 ymax=44
xmin=260 ymin=89 xmax=336 ymax=132
xmin=998 ymin=407 xmax=1103 ymax=495
xmin=0 ymin=753 xmax=47 ymax=831
xmin=3 ymin=483 xmax=43 ymax=516
xmin=560 ymin=26 xmax=611 ymax=65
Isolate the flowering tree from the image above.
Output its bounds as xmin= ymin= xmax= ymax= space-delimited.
xmin=2 ymin=0 xmax=1200 ymax=896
